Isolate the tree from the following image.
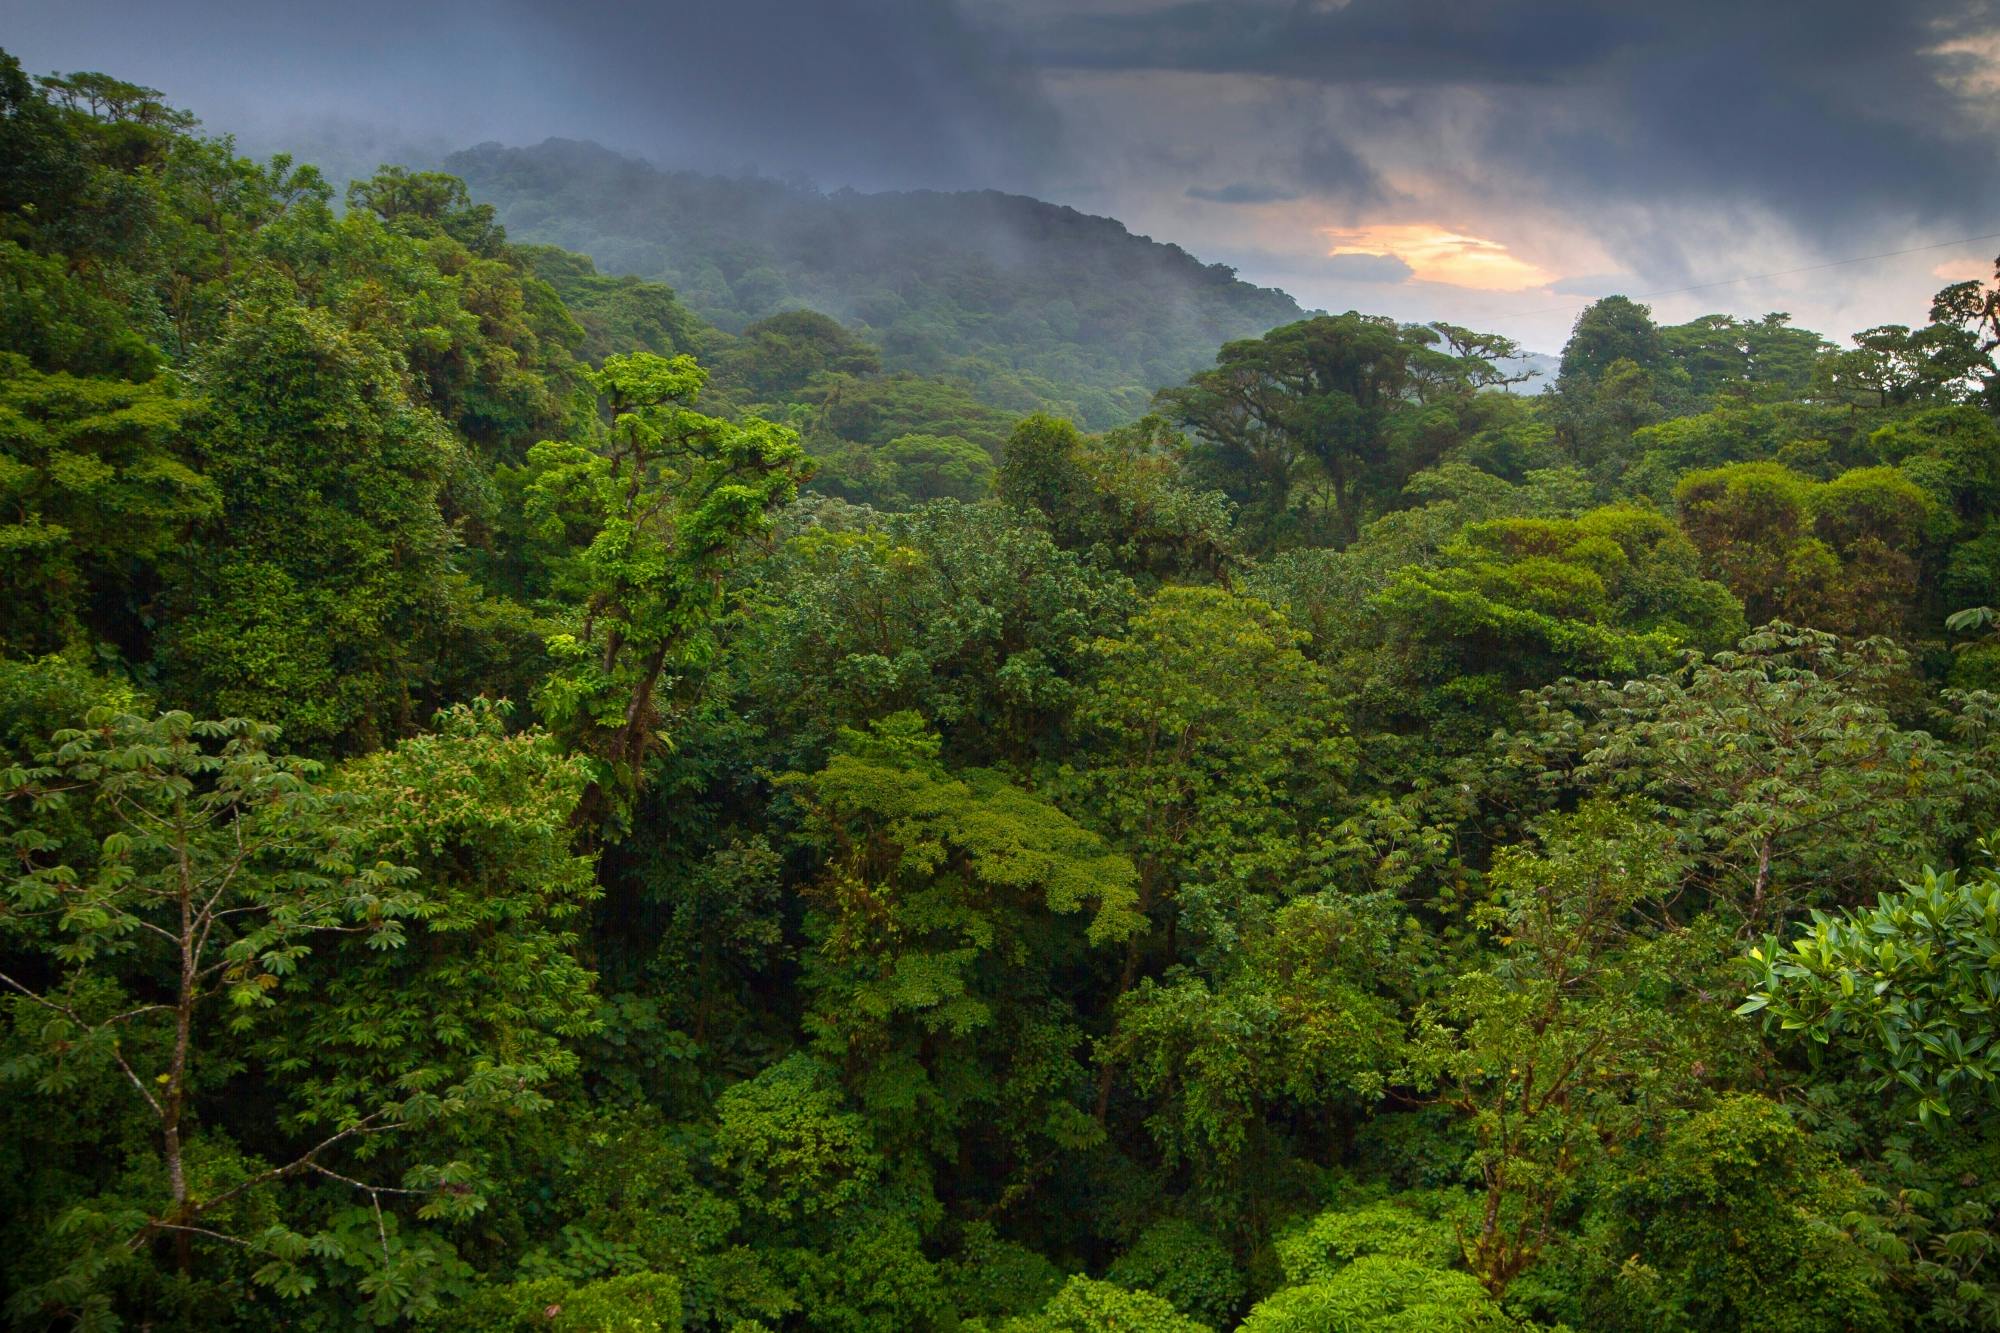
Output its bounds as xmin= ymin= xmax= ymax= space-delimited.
xmin=0 ymin=50 xmax=85 ymax=223
xmin=1742 ymin=853 xmax=2000 ymax=1122
xmin=1813 ymin=323 xmax=1988 ymax=409
xmin=797 ymin=370 xmax=1014 ymax=460
xmin=1614 ymin=399 xmax=1868 ymax=502
xmin=736 ymin=499 xmax=1135 ymax=768
xmin=0 ymin=54 xmax=162 ymax=379
xmin=1104 ymin=1219 xmax=1244 ymax=1328
xmin=1655 ymin=312 xmax=1829 ymax=403
xmin=1000 ymin=413 xmax=1238 ymax=583
xmin=346 ymin=166 xmax=503 ymax=255
xmin=1548 ymin=297 xmax=1684 ymax=463
xmin=1070 ymin=586 xmax=1349 ymax=956
xmin=306 ymin=171 xmax=589 ymax=454
xmin=817 ymin=431 xmax=993 ymax=508
xmin=264 ymin=702 xmax=601 ymax=1146
xmin=1109 ymin=895 xmax=1409 ymax=1205
xmin=1407 ymin=802 xmax=1708 ymax=1296
xmin=523 ymin=351 xmax=810 ymax=809
xmin=1674 ymin=461 xmax=1933 ymax=637
xmin=1428 ymin=322 xmax=1531 ymax=385
xmin=520 ymin=245 xmax=713 ymax=365
xmin=160 ymin=304 xmax=457 ymax=751
xmin=1066 ymin=586 xmax=1353 ymax=1128
xmin=997 ymin=413 xmax=1094 ymax=537
xmin=1741 ymin=312 xmax=1832 ymax=396
xmin=1920 ymin=262 xmax=2000 ymax=408
xmin=712 ymin=309 xmax=881 ymax=404
xmin=1556 ymin=296 xmax=1665 ymax=388
xmin=996 ymin=1275 xmax=1210 ymax=1333
xmin=440 ymin=1273 xmax=683 ymax=1331
xmin=1868 ymin=406 xmax=2000 ymax=624
xmin=0 ymin=704 xmax=598 ymax=1321
xmin=1660 ymin=314 xmax=1753 ymax=399
xmin=1160 ymin=314 xmax=1507 ymax=548
xmin=1673 ymin=464 xmax=1815 ymax=617
xmin=1241 ymin=1254 xmax=1511 ymax=1332
xmin=1077 ymin=415 xmax=1240 ymax=583
xmin=1499 ymin=626 xmax=1993 ymax=928
xmin=1243 ymin=462 xmax=1588 ymax=662
xmin=0 ymin=356 xmax=213 ymax=655
xmin=38 ymin=70 xmax=194 ymax=130
xmin=708 ymin=1053 xmax=955 ymax=1332
xmin=1356 ymin=504 xmax=1743 ymax=737
xmin=1580 ymin=1096 xmax=1893 ymax=1331
xmin=2 ymin=711 xmax=407 ymax=1277
xmin=781 ymin=713 xmax=1141 ymax=1212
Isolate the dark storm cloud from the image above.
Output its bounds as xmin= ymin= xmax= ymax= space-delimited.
xmin=0 ymin=0 xmax=1066 ymax=191
xmin=1012 ymin=0 xmax=2000 ymax=253
xmin=1019 ymin=0 xmax=1649 ymax=85
xmin=515 ymin=0 xmax=1065 ymax=190
xmin=6 ymin=0 xmax=1997 ymax=319
xmin=10 ymin=0 xmax=1989 ymax=226
xmin=1162 ymin=78 xmax=1395 ymax=217
xmin=1295 ymin=133 xmax=1388 ymax=205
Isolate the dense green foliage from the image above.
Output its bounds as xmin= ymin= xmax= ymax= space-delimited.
xmin=14 ymin=50 xmax=2000 ymax=1331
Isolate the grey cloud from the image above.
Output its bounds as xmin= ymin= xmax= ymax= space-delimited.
xmin=518 ymin=0 xmax=1067 ymax=190
xmin=1321 ymin=251 xmax=1415 ymax=283
xmin=5 ymin=0 xmax=1996 ymax=334
xmin=1008 ymin=0 xmax=2000 ymax=252
xmin=1296 ymin=134 xmax=1386 ymax=203
xmin=1 ymin=0 xmax=1068 ymax=192
xmin=1014 ymin=1 xmax=1652 ymax=85
xmin=1548 ymin=273 xmax=1632 ymax=297
xmin=1187 ymin=182 xmax=1301 ymax=204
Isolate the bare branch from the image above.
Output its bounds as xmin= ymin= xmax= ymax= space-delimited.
xmin=135 ymin=1221 xmax=249 ymax=1249
xmin=186 ymin=1109 xmax=399 ymax=1220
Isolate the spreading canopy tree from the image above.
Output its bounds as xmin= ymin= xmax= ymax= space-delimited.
xmin=1159 ymin=313 xmax=1520 ymax=549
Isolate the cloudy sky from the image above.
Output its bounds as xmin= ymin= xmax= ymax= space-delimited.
xmin=6 ymin=0 xmax=1999 ymax=351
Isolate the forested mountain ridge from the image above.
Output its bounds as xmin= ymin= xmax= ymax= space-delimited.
xmin=446 ymin=138 xmax=1306 ymax=427
xmin=15 ymin=45 xmax=2000 ymax=1333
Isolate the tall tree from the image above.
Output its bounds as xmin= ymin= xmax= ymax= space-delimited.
xmin=1160 ymin=314 xmax=1510 ymax=548
xmin=1674 ymin=461 xmax=1934 ymax=637
xmin=781 ymin=713 xmax=1141 ymax=1214
xmin=1556 ymin=296 xmax=1666 ymax=388
xmin=0 ymin=704 xmax=598 ymax=1322
xmin=1499 ymin=626 xmax=1994 ymax=928
xmin=161 ymin=304 xmax=456 ymax=752
xmin=523 ymin=351 xmax=810 ymax=811
xmin=0 ymin=357 xmax=212 ymax=655
xmin=1408 ymin=802 xmax=1710 ymax=1296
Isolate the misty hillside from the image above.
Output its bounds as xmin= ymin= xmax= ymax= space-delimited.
xmin=448 ymin=139 xmax=1305 ymax=426
xmin=1500 ymin=348 xmax=1561 ymax=392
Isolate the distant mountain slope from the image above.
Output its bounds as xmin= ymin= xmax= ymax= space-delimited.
xmin=1499 ymin=349 xmax=1561 ymax=393
xmin=447 ymin=139 xmax=1305 ymax=427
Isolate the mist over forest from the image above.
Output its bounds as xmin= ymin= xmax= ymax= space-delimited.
xmin=8 ymin=4 xmax=2000 ymax=1331
xmin=448 ymin=138 xmax=1304 ymax=427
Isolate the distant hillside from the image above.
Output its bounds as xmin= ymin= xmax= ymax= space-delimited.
xmin=447 ymin=139 xmax=1305 ymax=427
xmin=1500 ymin=349 xmax=1562 ymax=393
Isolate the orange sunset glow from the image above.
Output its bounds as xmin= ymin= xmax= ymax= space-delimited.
xmin=1324 ymin=223 xmax=1555 ymax=291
